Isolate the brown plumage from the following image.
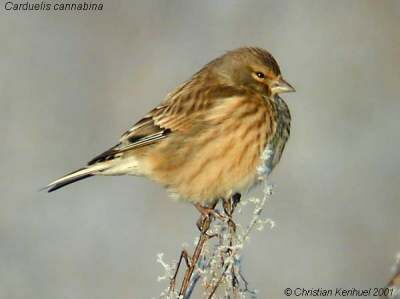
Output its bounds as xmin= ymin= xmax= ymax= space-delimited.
xmin=46 ymin=47 xmax=295 ymax=205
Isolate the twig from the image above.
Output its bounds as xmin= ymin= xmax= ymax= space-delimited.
xmin=204 ymin=195 xmax=240 ymax=298
xmin=179 ymin=212 xmax=213 ymax=297
xmin=207 ymin=264 xmax=230 ymax=298
xmin=170 ymin=250 xmax=190 ymax=293
xmin=171 ymin=195 xmax=240 ymax=298
xmin=158 ymin=187 xmax=270 ymax=299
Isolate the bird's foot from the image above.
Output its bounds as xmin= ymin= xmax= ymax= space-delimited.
xmin=194 ymin=203 xmax=225 ymax=221
xmin=223 ymin=193 xmax=241 ymax=232
xmin=194 ymin=203 xmax=224 ymax=237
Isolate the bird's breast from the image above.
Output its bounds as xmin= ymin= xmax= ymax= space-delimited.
xmin=257 ymin=95 xmax=291 ymax=179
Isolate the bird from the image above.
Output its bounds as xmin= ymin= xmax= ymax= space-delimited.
xmin=46 ymin=47 xmax=295 ymax=210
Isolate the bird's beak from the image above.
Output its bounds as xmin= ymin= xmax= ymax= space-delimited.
xmin=271 ymin=77 xmax=296 ymax=94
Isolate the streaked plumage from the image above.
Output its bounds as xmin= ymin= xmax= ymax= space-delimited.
xmin=46 ymin=47 xmax=295 ymax=205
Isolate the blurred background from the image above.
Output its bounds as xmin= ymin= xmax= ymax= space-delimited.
xmin=1 ymin=1 xmax=400 ymax=298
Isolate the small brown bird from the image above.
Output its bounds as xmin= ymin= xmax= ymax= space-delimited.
xmin=46 ymin=47 xmax=294 ymax=207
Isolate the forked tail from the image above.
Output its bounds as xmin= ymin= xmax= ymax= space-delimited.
xmin=45 ymin=163 xmax=109 ymax=192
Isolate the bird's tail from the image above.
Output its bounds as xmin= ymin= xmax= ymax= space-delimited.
xmin=45 ymin=163 xmax=109 ymax=192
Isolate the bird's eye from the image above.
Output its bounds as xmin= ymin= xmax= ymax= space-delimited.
xmin=256 ymin=72 xmax=265 ymax=79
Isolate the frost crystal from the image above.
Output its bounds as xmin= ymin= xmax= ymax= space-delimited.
xmin=156 ymin=253 xmax=174 ymax=282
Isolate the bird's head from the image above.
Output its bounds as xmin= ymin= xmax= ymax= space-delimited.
xmin=212 ymin=47 xmax=295 ymax=97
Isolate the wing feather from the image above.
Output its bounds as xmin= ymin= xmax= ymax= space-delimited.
xmin=88 ymin=84 xmax=245 ymax=165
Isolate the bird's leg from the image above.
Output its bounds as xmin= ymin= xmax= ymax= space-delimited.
xmin=169 ymin=249 xmax=191 ymax=293
xmin=232 ymin=192 xmax=241 ymax=208
xmin=194 ymin=203 xmax=225 ymax=224
xmin=195 ymin=202 xmax=220 ymax=237
xmin=222 ymin=193 xmax=241 ymax=232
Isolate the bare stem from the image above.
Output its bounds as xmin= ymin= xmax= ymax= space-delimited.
xmin=179 ymin=213 xmax=213 ymax=297
xmin=169 ymin=250 xmax=190 ymax=293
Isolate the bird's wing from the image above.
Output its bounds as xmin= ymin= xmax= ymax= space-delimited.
xmin=87 ymin=85 xmax=243 ymax=165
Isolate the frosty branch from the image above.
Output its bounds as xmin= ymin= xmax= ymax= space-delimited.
xmin=156 ymin=181 xmax=275 ymax=299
